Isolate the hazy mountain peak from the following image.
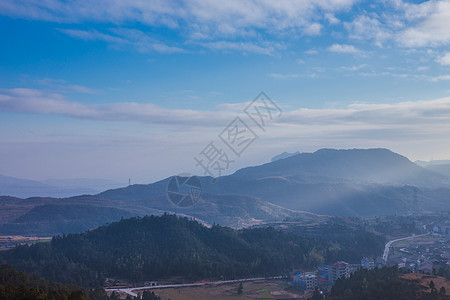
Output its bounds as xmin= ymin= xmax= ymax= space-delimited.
xmin=234 ymin=148 xmax=446 ymax=187
xmin=415 ymin=159 xmax=450 ymax=167
xmin=271 ymin=151 xmax=300 ymax=162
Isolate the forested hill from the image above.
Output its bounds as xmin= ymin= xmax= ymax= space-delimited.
xmin=0 ymin=264 xmax=104 ymax=300
xmin=0 ymin=214 xmax=383 ymax=288
xmin=328 ymin=266 xmax=450 ymax=300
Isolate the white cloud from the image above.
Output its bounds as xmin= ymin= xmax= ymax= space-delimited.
xmin=60 ymin=28 xmax=184 ymax=53
xmin=3 ymin=87 xmax=450 ymax=176
xmin=327 ymin=43 xmax=362 ymax=54
xmin=345 ymin=14 xmax=391 ymax=47
xmin=342 ymin=1 xmax=450 ymax=49
xmin=303 ymin=23 xmax=322 ymax=36
xmin=305 ymin=49 xmax=318 ymax=55
xmin=0 ymin=0 xmax=358 ymax=46
xmin=436 ymin=53 xmax=450 ymax=66
xmin=35 ymin=78 xmax=98 ymax=94
xmin=197 ymin=41 xmax=282 ymax=55
xmin=3 ymin=0 xmax=450 ymax=56
xmin=396 ymin=1 xmax=450 ymax=47
xmin=325 ymin=13 xmax=340 ymax=25
xmin=429 ymin=75 xmax=450 ymax=82
xmin=341 ymin=64 xmax=367 ymax=71
xmin=301 ymin=98 xmax=450 ymax=125
xmin=0 ymin=88 xmax=95 ymax=118
xmin=0 ymin=88 xmax=233 ymax=127
xmin=267 ymin=73 xmax=302 ymax=79
xmin=2 ymin=87 xmax=450 ymax=134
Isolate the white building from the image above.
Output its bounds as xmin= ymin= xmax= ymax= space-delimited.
xmin=361 ymin=257 xmax=375 ymax=270
xmin=293 ymin=274 xmax=318 ymax=291
xmin=375 ymin=257 xmax=386 ymax=268
xmin=328 ymin=261 xmax=350 ymax=284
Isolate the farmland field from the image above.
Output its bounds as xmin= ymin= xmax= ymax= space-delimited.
xmin=135 ymin=280 xmax=306 ymax=300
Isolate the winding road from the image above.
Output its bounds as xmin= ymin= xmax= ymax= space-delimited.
xmin=106 ymin=276 xmax=284 ymax=297
xmin=382 ymin=232 xmax=429 ymax=263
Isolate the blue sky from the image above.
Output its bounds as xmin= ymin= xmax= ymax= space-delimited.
xmin=1 ymin=0 xmax=450 ymax=183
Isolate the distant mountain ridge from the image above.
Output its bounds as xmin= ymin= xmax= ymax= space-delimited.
xmin=415 ymin=159 xmax=450 ymax=167
xmin=424 ymin=164 xmax=450 ymax=179
xmin=271 ymin=151 xmax=300 ymax=162
xmin=92 ymin=148 xmax=450 ymax=218
xmin=1 ymin=148 xmax=450 ymax=236
xmin=1 ymin=204 xmax=135 ymax=236
xmin=201 ymin=148 xmax=450 ymax=216
xmin=415 ymin=160 xmax=450 ymax=179
xmin=236 ymin=148 xmax=447 ymax=187
xmin=0 ymin=187 xmax=316 ymax=236
xmin=0 ymin=175 xmax=123 ymax=198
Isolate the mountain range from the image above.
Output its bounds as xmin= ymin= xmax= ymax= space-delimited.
xmin=0 ymin=175 xmax=123 ymax=198
xmin=415 ymin=159 xmax=450 ymax=178
xmin=1 ymin=148 xmax=450 ymax=236
xmin=202 ymin=148 xmax=450 ymax=215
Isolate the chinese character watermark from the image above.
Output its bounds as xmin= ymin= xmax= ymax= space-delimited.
xmin=194 ymin=141 xmax=235 ymax=177
xmin=244 ymin=92 xmax=282 ymax=131
xmin=166 ymin=92 xmax=282 ymax=208
xmin=167 ymin=174 xmax=202 ymax=207
xmin=219 ymin=117 xmax=258 ymax=157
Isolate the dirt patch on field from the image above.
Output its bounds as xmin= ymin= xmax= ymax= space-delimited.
xmin=401 ymin=273 xmax=450 ymax=295
xmin=0 ymin=235 xmax=51 ymax=250
xmin=271 ymin=289 xmax=302 ymax=298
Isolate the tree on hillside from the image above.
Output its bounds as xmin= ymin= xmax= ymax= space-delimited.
xmin=237 ymin=282 xmax=243 ymax=295
xmin=142 ymin=290 xmax=161 ymax=300
xmin=311 ymin=287 xmax=321 ymax=300
xmin=430 ymin=280 xmax=436 ymax=294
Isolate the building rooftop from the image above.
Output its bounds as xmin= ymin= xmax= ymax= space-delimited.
xmin=330 ymin=261 xmax=348 ymax=268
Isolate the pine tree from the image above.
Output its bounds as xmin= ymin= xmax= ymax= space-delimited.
xmin=237 ymin=282 xmax=243 ymax=295
xmin=430 ymin=280 xmax=436 ymax=293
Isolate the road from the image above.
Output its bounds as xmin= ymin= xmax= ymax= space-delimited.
xmin=382 ymin=232 xmax=429 ymax=263
xmin=106 ymin=276 xmax=284 ymax=297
